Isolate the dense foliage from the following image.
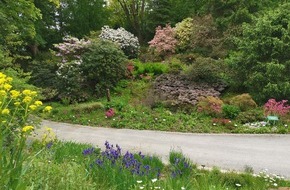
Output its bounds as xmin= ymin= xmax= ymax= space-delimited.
xmin=80 ymin=40 xmax=128 ymax=96
xmin=227 ymin=3 xmax=290 ymax=102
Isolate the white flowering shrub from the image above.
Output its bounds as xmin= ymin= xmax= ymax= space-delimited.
xmin=54 ymin=35 xmax=91 ymax=64
xmin=53 ymin=36 xmax=128 ymax=102
xmin=54 ymin=36 xmax=91 ymax=103
xmin=99 ymin=26 xmax=140 ymax=58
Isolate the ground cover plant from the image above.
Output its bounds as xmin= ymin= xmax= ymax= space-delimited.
xmin=21 ymin=140 xmax=290 ymax=190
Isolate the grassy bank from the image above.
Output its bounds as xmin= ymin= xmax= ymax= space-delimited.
xmin=43 ymin=80 xmax=289 ymax=134
xmin=23 ymin=140 xmax=290 ymax=189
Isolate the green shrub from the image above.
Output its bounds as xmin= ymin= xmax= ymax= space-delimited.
xmin=29 ymin=51 xmax=59 ymax=88
xmin=165 ymin=58 xmax=186 ymax=74
xmin=28 ymin=52 xmax=59 ymax=100
xmin=222 ymin=104 xmax=241 ymax=119
xmin=56 ymin=60 xmax=90 ymax=104
xmin=133 ymin=60 xmax=169 ymax=77
xmin=183 ymin=57 xmax=226 ymax=83
xmin=236 ymin=109 xmax=264 ymax=124
xmin=176 ymin=53 xmax=198 ymax=65
xmin=80 ymin=40 xmax=128 ymax=97
xmin=229 ymin=93 xmax=257 ymax=111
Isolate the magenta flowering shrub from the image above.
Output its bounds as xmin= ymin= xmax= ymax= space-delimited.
xmin=264 ymin=99 xmax=290 ymax=116
xmin=105 ymin=108 xmax=115 ymax=118
xmin=148 ymin=24 xmax=177 ymax=59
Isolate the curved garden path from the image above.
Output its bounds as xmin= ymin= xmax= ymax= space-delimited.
xmin=39 ymin=120 xmax=290 ymax=179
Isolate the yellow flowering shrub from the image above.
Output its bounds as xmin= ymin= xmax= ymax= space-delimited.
xmin=0 ymin=72 xmax=52 ymax=189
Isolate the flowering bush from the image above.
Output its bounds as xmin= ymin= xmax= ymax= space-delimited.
xmin=197 ymin=96 xmax=223 ymax=117
xmin=54 ymin=36 xmax=91 ymax=103
xmin=84 ymin=141 xmax=163 ymax=189
xmin=264 ymin=99 xmax=290 ymax=116
xmin=105 ymin=108 xmax=115 ymax=118
xmin=0 ymin=72 xmax=51 ymax=189
xmin=148 ymin=24 xmax=177 ymax=59
xmin=54 ymin=35 xmax=91 ymax=64
xmin=99 ymin=26 xmax=140 ymax=58
xmin=175 ymin=17 xmax=194 ymax=51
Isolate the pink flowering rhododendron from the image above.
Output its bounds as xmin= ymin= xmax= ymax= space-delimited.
xmin=264 ymin=99 xmax=290 ymax=116
xmin=148 ymin=24 xmax=177 ymax=58
xmin=105 ymin=108 xmax=115 ymax=118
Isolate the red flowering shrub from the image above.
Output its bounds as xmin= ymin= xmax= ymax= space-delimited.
xmin=264 ymin=99 xmax=290 ymax=116
xmin=197 ymin=96 xmax=223 ymax=117
xmin=148 ymin=24 xmax=177 ymax=59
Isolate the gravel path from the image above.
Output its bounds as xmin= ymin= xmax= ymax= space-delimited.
xmin=39 ymin=120 xmax=290 ymax=178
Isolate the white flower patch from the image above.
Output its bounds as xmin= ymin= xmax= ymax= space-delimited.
xmin=99 ymin=25 xmax=140 ymax=58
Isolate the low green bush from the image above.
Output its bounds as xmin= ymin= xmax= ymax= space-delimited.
xmin=182 ymin=57 xmax=226 ymax=83
xmin=222 ymin=104 xmax=241 ymax=119
xmin=236 ymin=109 xmax=264 ymax=124
xmin=229 ymin=94 xmax=257 ymax=112
xmin=133 ymin=60 xmax=169 ymax=77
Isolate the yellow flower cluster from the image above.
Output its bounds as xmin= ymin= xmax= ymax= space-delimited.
xmin=22 ymin=125 xmax=34 ymax=133
xmin=0 ymin=71 xmax=52 ymax=119
xmin=43 ymin=106 xmax=52 ymax=112
xmin=1 ymin=108 xmax=10 ymax=115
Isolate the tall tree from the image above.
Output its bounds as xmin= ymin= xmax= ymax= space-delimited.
xmin=0 ymin=0 xmax=41 ymax=61
xmin=227 ymin=3 xmax=290 ymax=102
xmin=202 ymin=0 xmax=287 ymax=31
xmin=27 ymin=0 xmax=61 ymax=56
xmin=58 ymin=0 xmax=109 ymax=38
xmin=113 ymin=0 xmax=147 ymax=43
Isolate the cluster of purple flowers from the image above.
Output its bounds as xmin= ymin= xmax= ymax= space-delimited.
xmin=82 ymin=147 xmax=96 ymax=156
xmin=171 ymin=157 xmax=192 ymax=178
xmin=84 ymin=141 xmax=160 ymax=178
